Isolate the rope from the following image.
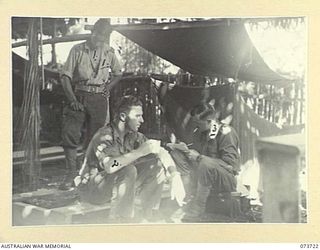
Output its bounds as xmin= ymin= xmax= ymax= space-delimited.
xmin=20 ymin=18 xmax=41 ymax=191
xmin=40 ymin=17 xmax=45 ymax=90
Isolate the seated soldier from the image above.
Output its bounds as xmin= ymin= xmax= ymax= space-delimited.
xmin=167 ymin=104 xmax=241 ymax=222
xmin=75 ymin=95 xmax=185 ymax=223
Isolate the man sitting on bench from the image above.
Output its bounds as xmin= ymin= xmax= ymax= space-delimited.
xmin=167 ymin=104 xmax=241 ymax=222
xmin=75 ymin=95 xmax=185 ymax=223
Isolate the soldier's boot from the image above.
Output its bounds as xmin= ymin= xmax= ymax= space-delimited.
xmin=59 ymin=147 xmax=78 ymax=190
xmin=182 ymin=183 xmax=211 ymax=222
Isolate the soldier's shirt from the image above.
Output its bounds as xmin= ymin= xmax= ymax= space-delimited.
xmin=61 ymin=41 xmax=122 ymax=86
xmin=85 ymin=122 xmax=147 ymax=171
xmin=89 ymin=47 xmax=102 ymax=70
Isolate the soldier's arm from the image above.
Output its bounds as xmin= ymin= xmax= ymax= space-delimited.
xmin=217 ymin=126 xmax=241 ymax=172
xmin=101 ymin=148 xmax=147 ymax=174
xmin=94 ymin=134 xmax=154 ymax=174
xmin=61 ymin=46 xmax=83 ymax=110
xmin=61 ymin=75 xmax=77 ymax=104
xmin=108 ymin=49 xmax=123 ymax=90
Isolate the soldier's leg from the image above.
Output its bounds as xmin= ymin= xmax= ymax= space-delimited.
xmin=79 ymin=169 xmax=116 ymax=205
xmin=198 ymin=158 xmax=236 ymax=193
xmin=169 ymin=149 xmax=197 ymax=200
xmin=109 ymin=165 xmax=137 ymax=220
xmin=183 ymin=158 xmax=236 ymax=221
xmin=83 ymin=93 xmax=108 ymax=149
xmin=60 ymin=105 xmax=86 ymax=189
xmin=135 ymin=156 xmax=166 ymax=220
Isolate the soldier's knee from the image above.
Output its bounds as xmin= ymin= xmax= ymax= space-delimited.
xmin=62 ymin=127 xmax=81 ymax=148
xmin=198 ymin=163 xmax=217 ymax=177
xmin=145 ymin=161 xmax=166 ymax=184
xmin=198 ymin=163 xmax=209 ymax=174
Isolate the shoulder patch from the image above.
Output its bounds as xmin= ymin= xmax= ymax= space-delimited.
xmin=97 ymin=125 xmax=114 ymax=142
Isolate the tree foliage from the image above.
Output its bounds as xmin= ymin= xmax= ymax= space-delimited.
xmin=114 ymin=34 xmax=172 ymax=74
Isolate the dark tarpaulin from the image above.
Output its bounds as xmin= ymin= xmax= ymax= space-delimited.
xmin=119 ymin=21 xmax=291 ymax=86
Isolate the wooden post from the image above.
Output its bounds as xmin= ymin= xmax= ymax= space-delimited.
xmin=300 ymin=85 xmax=304 ymax=124
xmin=293 ymin=82 xmax=299 ymax=125
xmin=263 ymin=86 xmax=268 ymax=119
xmin=272 ymin=85 xmax=276 ymax=122
xmin=51 ymin=19 xmax=57 ymax=65
xmin=268 ymin=84 xmax=273 ymax=121
xmin=286 ymin=85 xmax=293 ymax=125
xmin=296 ymin=86 xmax=301 ymax=125
xmin=255 ymin=82 xmax=260 ymax=115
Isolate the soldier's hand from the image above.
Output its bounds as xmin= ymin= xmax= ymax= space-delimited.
xmin=167 ymin=142 xmax=189 ymax=153
xmin=188 ymin=149 xmax=200 ymax=162
xmin=170 ymin=172 xmax=186 ymax=207
xmin=70 ymin=101 xmax=84 ymax=111
xmin=74 ymin=172 xmax=90 ymax=187
xmin=224 ymin=165 xmax=234 ymax=173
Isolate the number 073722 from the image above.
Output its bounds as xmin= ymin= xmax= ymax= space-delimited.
xmin=300 ymin=244 xmax=319 ymax=248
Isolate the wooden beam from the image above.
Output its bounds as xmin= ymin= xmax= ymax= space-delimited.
xmin=12 ymin=34 xmax=90 ymax=48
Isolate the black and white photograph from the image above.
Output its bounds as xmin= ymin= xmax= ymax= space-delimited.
xmin=11 ymin=16 xmax=306 ymax=226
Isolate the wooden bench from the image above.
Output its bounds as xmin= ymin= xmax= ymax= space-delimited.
xmin=12 ymin=189 xmax=112 ymax=225
xmin=12 ymin=184 xmax=172 ymax=226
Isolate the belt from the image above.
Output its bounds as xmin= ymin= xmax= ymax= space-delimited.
xmin=75 ymin=84 xmax=104 ymax=94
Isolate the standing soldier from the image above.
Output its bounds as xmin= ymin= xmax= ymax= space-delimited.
xmin=59 ymin=19 xmax=122 ymax=190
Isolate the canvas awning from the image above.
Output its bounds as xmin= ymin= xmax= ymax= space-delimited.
xmin=118 ymin=20 xmax=292 ymax=86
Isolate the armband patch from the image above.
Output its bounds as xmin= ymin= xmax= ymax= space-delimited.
xmin=111 ymin=160 xmax=120 ymax=168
